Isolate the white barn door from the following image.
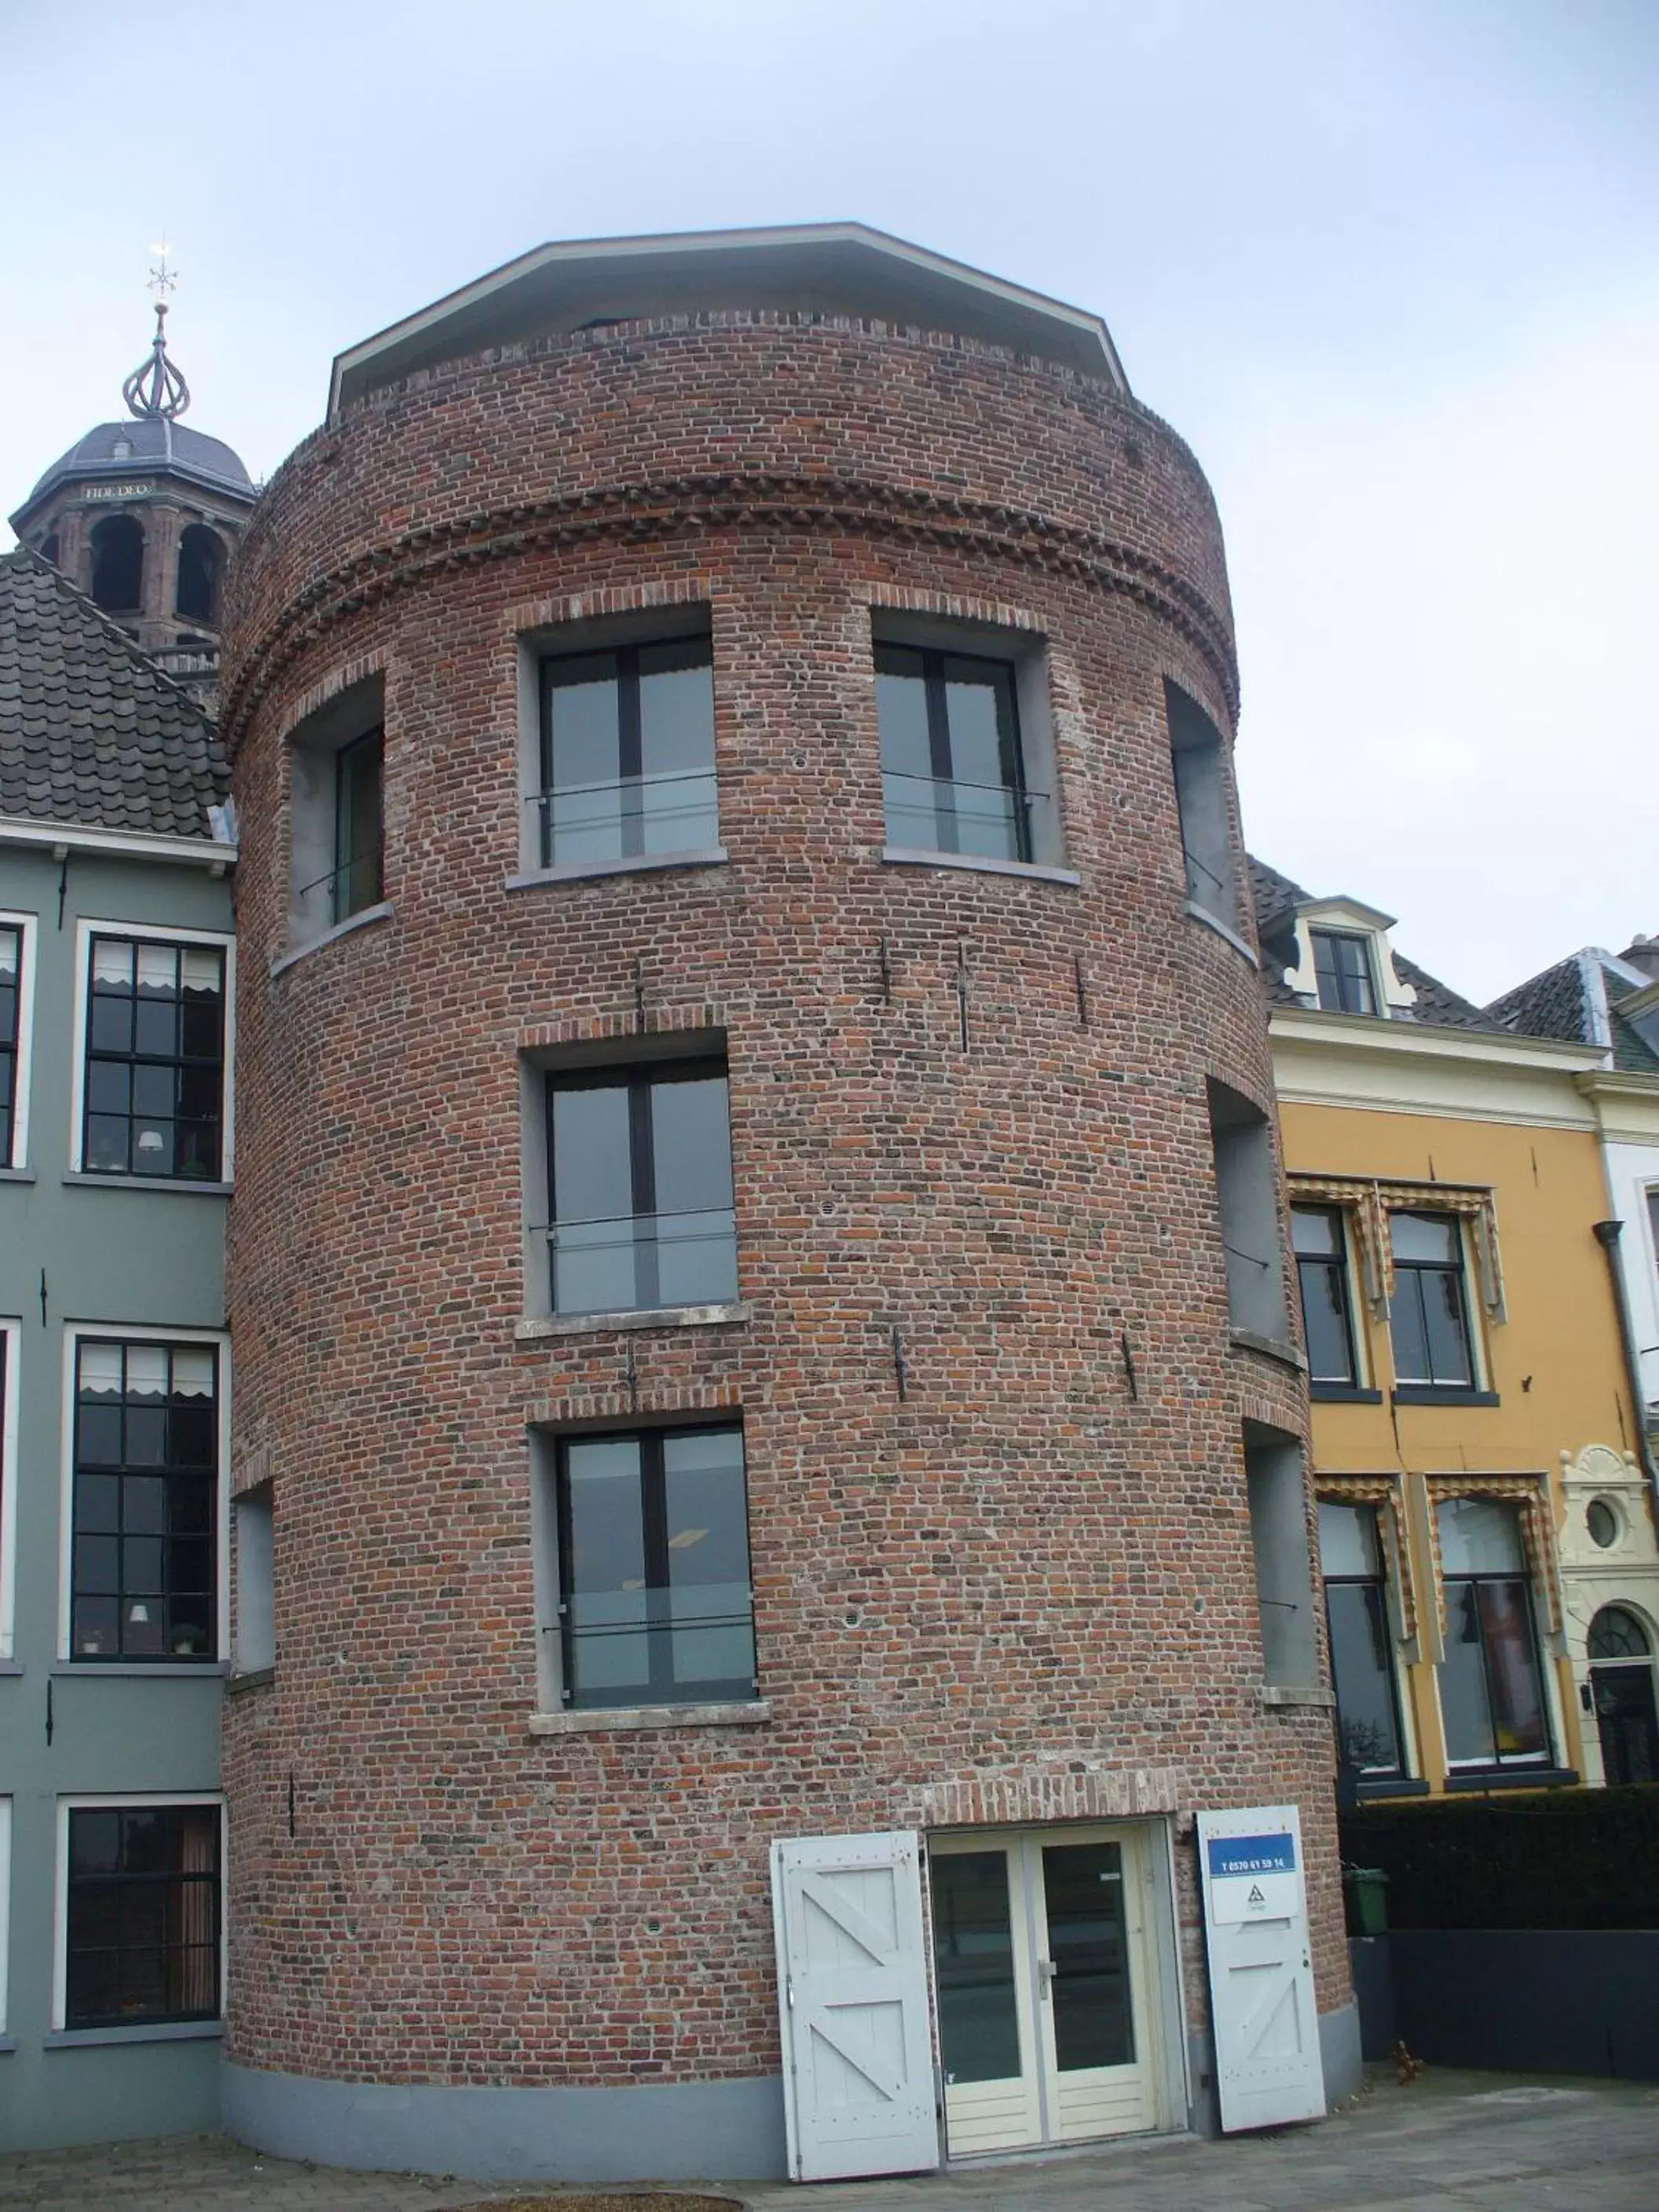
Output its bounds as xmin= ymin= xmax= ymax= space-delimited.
xmin=1196 ymin=1805 xmax=1326 ymax=2133
xmin=771 ymin=1831 xmax=941 ymax=2181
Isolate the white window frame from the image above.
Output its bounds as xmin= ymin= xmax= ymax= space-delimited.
xmin=51 ymin=1793 xmax=225 ymax=2032
xmin=0 ymin=1316 xmax=19 ymax=1661
xmin=0 ymin=909 xmax=38 ymax=1172
xmin=1386 ymin=1210 xmax=1489 ymax=1393
xmin=0 ymin=1797 xmax=9 ymax=2034
xmin=57 ymin=1324 xmax=231 ymax=1665
xmin=1291 ymin=1201 xmax=1372 ymax=1391
xmin=68 ymin=917 xmax=237 ymax=1181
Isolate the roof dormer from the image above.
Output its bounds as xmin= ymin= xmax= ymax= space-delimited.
xmin=1280 ymin=897 xmax=1419 ymax=1020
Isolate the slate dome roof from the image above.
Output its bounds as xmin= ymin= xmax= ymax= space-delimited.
xmin=18 ymin=415 xmax=254 ymax=519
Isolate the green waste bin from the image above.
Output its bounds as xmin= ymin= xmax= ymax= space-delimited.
xmin=1344 ymin=1865 xmax=1389 ymax=1936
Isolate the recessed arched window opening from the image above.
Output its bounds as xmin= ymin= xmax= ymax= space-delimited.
xmin=175 ymin=525 xmax=225 ymax=626
xmin=1588 ymin=1605 xmax=1658 ymax=1786
xmin=90 ymin=514 xmax=145 ymax=613
xmin=39 ymin=532 xmax=60 ymax=568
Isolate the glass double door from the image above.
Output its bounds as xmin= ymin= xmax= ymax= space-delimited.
xmin=928 ymin=1826 xmax=1161 ymax=2156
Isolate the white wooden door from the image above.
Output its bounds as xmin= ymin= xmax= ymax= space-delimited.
xmin=1196 ymin=1805 xmax=1326 ymax=2132
xmin=771 ymin=1831 xmax=941 ymax=2181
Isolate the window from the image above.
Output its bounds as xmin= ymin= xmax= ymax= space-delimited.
xmin=62 ymin=1802 xmax=221 ymax=2029
xmin=1310 ymin=928 xmax=1377 ymax=1016
xmin=1292 ymin=1206 xmax=1359 ymax=1386
xmin=877 ymin=643 xmax=1031 ymax=863
xmin=1207 ymin=1079 xmax=1288 ymax=1342
xmin=1389 ymin=1212 xmax=1475 ymax=1388
xmin=0 ymin=1797 xmax=9 ymax=2033
xmin=90 ymin=514 xmax=145 ymax=613
xmin=1647 ymin=1187 xmax=1659 ymax=1283
xmin=331 ymin=728 xmax=385 ymax=923
xmin=70 ymin=1339 xmax=219 ymax=1663
xmin=1243 ymin=1422 xmax=1320 ymax=1688
xmin=0 ymin=1318 xmax=16 ymax=1661
xmin=0 ymin=915 xmax=32 ymax=1170
xmin=1436 ymin=1497 xmax=1550 ymax=1769
xmin=233 ymin=1484 xmax=274 ymax=1675
xmin=81 ymin=933 xmax=227 ymax=1181
xmin=1320 ymin=1501 xmax=1405 ymax=1775
xmin=537 ymin=636 xmax=716 ymax=869
xmin=287 ymin=674 xmax=387 ymax=950
xmin=174 ymin=525 xmax=225 ymax=627
xmin=548 ymin=1424 xmax=756 ymax=1709
xmin=542 ymin=1059 xmax=737 ymax=1317
xmin=1165 ymin=680 xmax=1238 ymax=930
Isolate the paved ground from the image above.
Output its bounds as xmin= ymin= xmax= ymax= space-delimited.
xmin=2 ymin=2071 xmax=1656 ymax=2210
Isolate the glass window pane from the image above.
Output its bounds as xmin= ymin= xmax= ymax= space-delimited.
xmin=1298 ymin=1256 xmax=1355 ymax=1384
xmin=1318 ymin=1500 xmax=1382 ymax=1579
xmin=941 ymin=657 xmax=1016 ymax=793
xmin=1388 ymin=1275 xmax=1431 ymax=1383
xmin=1326 ymin=1580 xmax=1402 ymax=1771
xmin=874 ymin=646 xmax=932 ymax=778
xmin=664 ymin=1427 xmax=752 ymax=1685
xmin=1478 ymin=1580 xmax=1547 ymax=1759
xmin=1423 ymin=1267 xmax=1473 ymax=1386
xmin=550 ymin=1083 xmax=639 ymax=1313
xmin=1391 ymin=1212 xmax=1459 ymax=1265
xmin=1437 ymin=1497 xmax=1525 ymax=1577
xmin=87 ymin=1060 xmax=131 ymax=1115
xmin=1042 ymin=1841 xmax=1135 ymax=2072
xmin=563 ymin=1438 xmax=650 ymax=1700
xmin=546 ymin=654 xmax=623 ymax=865
xmin=650 ymin=1075 xmax=733 ymax=1215
xmin=71 ymin=1811 xmax=121 ymax=1874
xmin=1291 ymin=1207 xmax=1339 ymax=1257
xmin=931 ymin=1851 xmax=1023 ymax=2085
xmin=639 ymin=642 xmax=717 ymax=852
xmin=1439 ymin=1580 xmax=1497 ymax=1763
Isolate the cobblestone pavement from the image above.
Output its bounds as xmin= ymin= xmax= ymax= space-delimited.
xmin=2 ymin=2072 xmax=1656 ymax=2211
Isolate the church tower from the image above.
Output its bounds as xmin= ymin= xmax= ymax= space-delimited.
xmin=8 ymin=286 xmax=256 ymax=701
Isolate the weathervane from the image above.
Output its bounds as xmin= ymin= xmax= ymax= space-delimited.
xmin=122 ymin=240 xmax=191 ymax=421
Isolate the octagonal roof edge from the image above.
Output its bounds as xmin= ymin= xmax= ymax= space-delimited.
xmin=327 ymin=222 xmax=1130 ymax=420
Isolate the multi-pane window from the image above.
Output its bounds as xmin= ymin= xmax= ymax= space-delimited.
xmin=538 ymin=637 xmax=717 ymax=868
xmin=877 ymin=643 xmax=1031 ymax=863
xmin=71 ymin=1340 xmax=218 ymax=1662
xmin=1166 ymin=681 xmax=1237 ymax=928
xmin=64 ymin=1804 xmax=221 ymax=2028
xmin=544 ymin=1060 xmax=737 ymax=1316
xmin=555 ymin=1424 xmax=756 ymax=1708
xmin=1310 ymin=928 xmax=1378 ymax=1016
xmin=1319 ymin=1501 xmax=1405 ymax=1776
xmin=1436 ymin=1497 xmax=1551 ymax=1769
xmin=0 ymin=923 xmax=20 ymax=1166
xmin=82 ymin=936 xmax=225 ymax=1181
xmin=332 ymin=727 xmax=385 ymax=924
xmin=1292 ymin=1206 xmax=1359 ymax=1386
xmin=1389 ymin=1212 xmax=1475 ymax=1387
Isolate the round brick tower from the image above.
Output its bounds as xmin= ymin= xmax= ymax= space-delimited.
xmin=220 ymin=226 xmax=1353 ymax=2181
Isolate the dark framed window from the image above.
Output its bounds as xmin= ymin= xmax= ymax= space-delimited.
xmin=1165 ymin=681 xmax=1238 ymax=927
xmin=1389 ymin=1212 xmax=1474 ymax=1388
xmin=544 ymin=1059 xmax=736 ymax=1317
xmin=1310 ymin=929 xmax=1378 ymax=1015
xmin=82 ymin=935 xmax=225 ymax=1181
xmin=0 ymin=921 xmax=20 ymax=1166
xmin=1319 ymin=1501 xmax=1405 ymax=1776
xmin=333 ymin=727 xmax=385 ymax=924
xmin=537 ymin=636 xmax=716 ymax=868
xmin=71 ymin=1339 xmax=218 ymax=1662
xmin=64 ymin=1804 xmax=221 ymax=2028
xmin=1292 ymin=1206 xmax=1359 ymax=1385
xmin=876 ymin=643 xmax=1031 ymax=863
xmin=1436 ymin=1497 xmax=1551 ymax=1768
xmin=555 ymin=1424 xmax=756 ymax=1708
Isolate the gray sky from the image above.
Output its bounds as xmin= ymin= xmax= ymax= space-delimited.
xmin=8 ymin=0 xmax=1656 ymax=1002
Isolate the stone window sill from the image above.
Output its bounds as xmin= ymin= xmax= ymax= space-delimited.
xmin=883 ymin=846 xmax=1080 ymax=888
xmin=1353 ymin=1776 xmax=1432 ymax=1800
xmin=506 ymin=850 xmax=728 ymax=891
xmin=64 ymin=1171 xmax=233 ymax=1196
xmin=49 ymin=1661 xmax=228 ymax=1679
xmin=516 ymin=1299 xmax=749 ymax=1341
xmin=0 ymin=1166 xmax=36 ymax=1183
xmin=529 ymin=1698 xmax=771 ymax=1737
xmin=0 ymin=1660 xmax=24 ymax=1677
xmin=44 ymin=2020 xmax=222 ymax=2049
xmin=1392 ymin=1386 xmax=1500 ymax=1408
xmin=1230 ymin=1328 xmax=1308 ymax=1373
xmin=227 ymin=1666 xmax=275 ymax=1695
xmin=1445 ymin=1766 xmax=1578 ymax=1793
xmin=271 ymin=900 xmax=394 ymax=977
xmin=1185 ymin=900 xmax=1260 ymax=966
xmin=1260 ymin=1684 xmax=1337 ymax=1709
xmin=0 ymin=2036 xmax=14 ymax=2054
xmin=1312 ymin=1382 xmax=1384 ymax=1404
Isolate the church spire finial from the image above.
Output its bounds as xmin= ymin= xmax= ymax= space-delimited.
xmin=122 ymin=243 xmax=190 ymax=420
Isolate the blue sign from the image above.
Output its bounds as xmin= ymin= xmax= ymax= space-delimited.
xmin=1207 ymin=1833 xmax=1296 ymax=1881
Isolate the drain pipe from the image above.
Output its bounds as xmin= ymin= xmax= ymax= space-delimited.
xmin=1593 ymin=1219 xmax=1659 ymax=1512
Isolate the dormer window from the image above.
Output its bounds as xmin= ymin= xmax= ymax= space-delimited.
xmin=1310 ymin=929 xmax=1377 ymax=1016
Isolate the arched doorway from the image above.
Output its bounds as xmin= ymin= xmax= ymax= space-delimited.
xmin=90 ymin=513 xmax=145 ymax=613
xmin=1588 ymin=1606 xmax=1659 ymax=1785
xmin=175 ymin=523 xmax=225 ymax=625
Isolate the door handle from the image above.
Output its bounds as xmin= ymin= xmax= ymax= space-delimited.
xmin=1037 ymin=1957 xmax=1057 ymax=2000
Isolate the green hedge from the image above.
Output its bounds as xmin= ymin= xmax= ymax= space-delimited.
xmin=1340 ymin=1786 xmax=1659 ymax=1931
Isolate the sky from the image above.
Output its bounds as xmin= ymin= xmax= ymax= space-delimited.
xmin=5 ymin=0 xmax=1656 ymax=1002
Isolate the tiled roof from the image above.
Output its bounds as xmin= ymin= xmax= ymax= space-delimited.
xmin=1491 ymin=948 xmax=1659 ymax=1075
xmin=0 ymin=548 xmax=228 ymax=839
xmin=1248 ymin=855 xmax=1497 ymax=1031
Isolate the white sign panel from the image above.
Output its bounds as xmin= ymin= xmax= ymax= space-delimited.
xmin=1196 ymin=1804 xmax=1326 ymax=2133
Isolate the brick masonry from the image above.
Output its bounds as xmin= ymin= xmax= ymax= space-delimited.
xmin=219 ymin=309 xmax=1344 ymax=2099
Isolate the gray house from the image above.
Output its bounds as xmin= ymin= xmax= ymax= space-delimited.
xmin=0 ymin=548 xmax=235 ymax=2148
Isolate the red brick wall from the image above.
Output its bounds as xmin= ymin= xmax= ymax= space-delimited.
xmin=221 ymin=312 xmax=1343 ymax=2091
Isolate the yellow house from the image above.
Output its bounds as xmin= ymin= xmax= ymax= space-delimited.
xmin=1253 ymin=860 xmax=1659 ymax=1800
